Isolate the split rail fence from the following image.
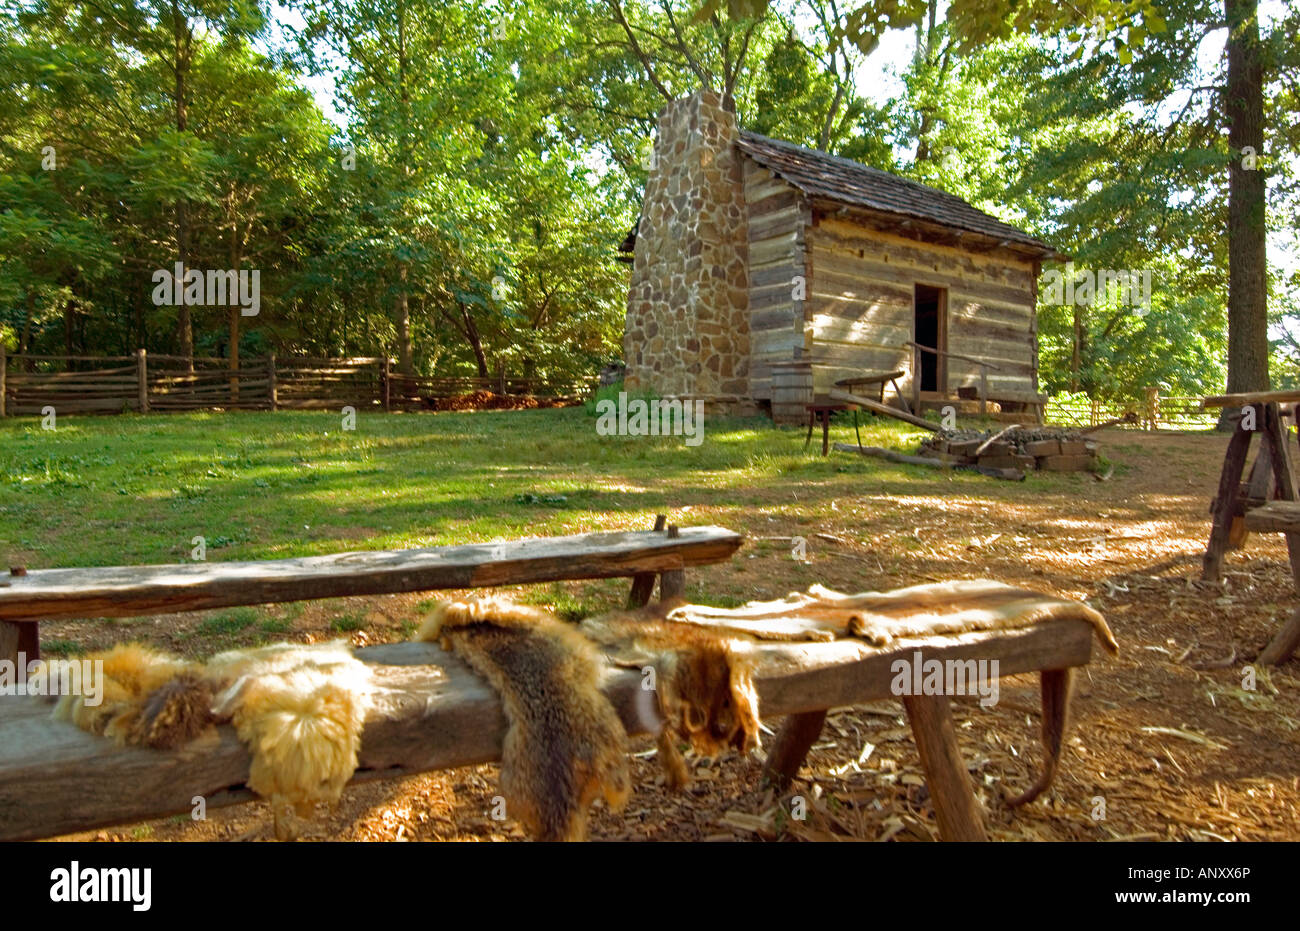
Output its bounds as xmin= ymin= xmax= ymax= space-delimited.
xmin=1045 ymin=388 xmax=1218 ymax=431
xmin=0 ymin=347 xmax=595 ymax=418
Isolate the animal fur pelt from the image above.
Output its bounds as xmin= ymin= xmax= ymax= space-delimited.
xmin=206 ymin=642 xmax=375 ymax=828
xmin=50 ymin=643 xmax=210 ymax=749
xmin=587 ymin=580 xmax=1114 ymax=804
xmin=416 ymin=596 xmax=631 ymax=841
xmin=45 ymin=640 xmax=374 ymax=838
xmin=660 ymin=580 xmax=1119 ymax=655
xmin=579 ymin=602 xmax=762 ymax=790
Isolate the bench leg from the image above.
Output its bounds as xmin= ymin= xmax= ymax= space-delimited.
xmin=903 ymin=694 xmax=987 ymax=841
xmin=762 ymin=709 xmax=828 ymax=791
xmin=658 ymin=568 xmax=685 ymax=601
xmin=804 ymin=410 xmax=815 ymax=450
xmin=0 ymin=620 xmax=39 ymax=667
xmin=627 ymin=515 xmax=667 ymax=608
xmin=821 ymin=413 xmax=831 ymax=457
xmin=1258 ymin=607 xmax=1300 ymax=665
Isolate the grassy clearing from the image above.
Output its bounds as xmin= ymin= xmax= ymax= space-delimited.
xmin=0 ymin=406 xmax=939 ymax=568
xmin=0 ymin=405 xmax=1163 ymax=658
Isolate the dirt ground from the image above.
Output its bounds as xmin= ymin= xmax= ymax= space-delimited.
xmin=51 ymin=429 xmax=1300 ymax=842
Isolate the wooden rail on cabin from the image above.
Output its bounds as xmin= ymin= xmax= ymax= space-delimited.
xmin=904 ymin=340 xmax=1001 ymax=415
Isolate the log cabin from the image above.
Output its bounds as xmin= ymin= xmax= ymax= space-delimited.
xmin=621 ymin=90 xmax=1066 ymax=424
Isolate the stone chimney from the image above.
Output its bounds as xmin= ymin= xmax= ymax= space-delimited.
xmin=623 ymin=90 xmax=750 ymax=409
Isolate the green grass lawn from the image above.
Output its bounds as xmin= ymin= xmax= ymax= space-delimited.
xmin=0 ymin=405 xmax=1168 ymax=657
xmin=0 ymin=406 xmax=937 ymax=568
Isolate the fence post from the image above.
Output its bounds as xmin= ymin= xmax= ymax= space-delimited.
xmin=979 ymin=365 xmax=988 ymax=416
xmin=1143 ymin=386 xmax=1159 ymax=431
xmin=382 ymin=356 xmax=391 ymax=412
xmin=0 ymin=343 xmax=6 ymax=418
xmin=267 ymin=353 xmax=277 ymax=411
xmin=497 ymin=363 xmax=506 ymax=395
xmin=136 ymin=348 xmax=149 ymax=413
xmin=1089 ymin=398 xmax=1100 ymax=427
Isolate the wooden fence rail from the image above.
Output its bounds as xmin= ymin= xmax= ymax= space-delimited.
xmin=0 ymin=348 xmax=595 ymax=418
xmin=1045 ymin=388 xmax=1218 ymax=431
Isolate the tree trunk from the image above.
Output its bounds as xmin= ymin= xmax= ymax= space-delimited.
xmin=460 ymin=302 xmax=489 ymax=377
xmin=1071 ymin=304 xmax=1084 ymax=393
xmin=395 ymin=263 xmax=413 ymax=375
xmin=20 ymin=290 xmax=33 ymax=368
xmin=228 ymin=234 xmax=241 ymax=403
xmin=64 ymin=296 xmax=75 ymax=370
xmin=173 ymin=6 xmax=194 ymax=373
xmin=1219 ymin=0 xmax=1269 ymax=428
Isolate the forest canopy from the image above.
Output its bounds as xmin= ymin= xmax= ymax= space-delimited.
xmin=1 ymin=0 xmax=1297 ymax=399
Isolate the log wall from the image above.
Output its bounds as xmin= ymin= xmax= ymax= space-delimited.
xmin=744 ymin=162 xmax=809 ymax=401
xmin=805 ymin=213 xmax=1039 ymax=400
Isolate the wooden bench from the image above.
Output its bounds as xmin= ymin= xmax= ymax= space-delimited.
xmin=0 ymin=522 xmax=1105 ymax=842
xmin=0 ymin=616 xmax=1098 ymax=842
xmin=0 ymin=520 xmax=742 ymax=665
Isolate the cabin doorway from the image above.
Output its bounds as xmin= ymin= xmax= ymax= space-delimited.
xmin=913 ymin=284 xmax=947 ymax=393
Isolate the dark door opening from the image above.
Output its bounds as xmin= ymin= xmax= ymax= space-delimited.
xmin=914 ymin=284 xmax=946 ymax=393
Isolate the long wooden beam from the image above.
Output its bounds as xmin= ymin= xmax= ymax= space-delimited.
xmin=828 ymin=388 xmax=940 ymax=432
xmin=0 ymin=528 xmax=743 ymax=623
xmin=0 ymin=620 xmax=1094 ymax=841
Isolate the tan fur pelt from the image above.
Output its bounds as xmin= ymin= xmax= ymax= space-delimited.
xmin=662 ymin=580 xmax=1119 ymax=655
xmin=50 ymin=643 xmax=207 ymax=748
xmin=416 ymin=596 xmax=630 ymax=841
xmin=580 ymin=603 xmax=762 ymax=790
xmin=208 ymin=642 xmax=375 ymax=827
xmin=47 ymin=639 xmax=374 ymax=839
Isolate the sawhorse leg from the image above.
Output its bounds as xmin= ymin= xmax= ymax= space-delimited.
xmin=1203 ymin=410 xmax=1256 ymax=581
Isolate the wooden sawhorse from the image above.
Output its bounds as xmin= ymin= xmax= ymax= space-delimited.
xmin=1201 ymin=390 xmax=1300 ymax=663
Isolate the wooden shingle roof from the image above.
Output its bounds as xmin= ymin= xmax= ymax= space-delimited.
xmin=737 ymin=131 xmax=1059 ymax=257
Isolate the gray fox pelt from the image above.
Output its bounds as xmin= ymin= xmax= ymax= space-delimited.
xmin=416 ymin=596 xmax=631 ymax=841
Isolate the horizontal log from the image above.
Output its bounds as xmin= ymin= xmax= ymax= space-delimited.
xmin=6 ymin=354 xmax=135 ymax=362
xmin=828 ymin=389 xmax=939 ymax=431
xmin=810 ymin=240 xmax=1035 ymax=308
xmin=9 ymin=399 xmax=133 ymax=413
xmin=833 ymin=443 xmax=1026 ymax=480
xmin=0 ymin=618 xmax=1094 ymax=840
xmin=1201 ymin=390 xmax=1300 ymax=409
xmin=0 ymin=527 xmax=743 ymax=623
xmin=5 ymin=366 xmax=138 ymax=380
xmin=813 ymin=216 xmax=1036 ymax=288
xmin=1243 ymin=501 xmax=1300 ymax=533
